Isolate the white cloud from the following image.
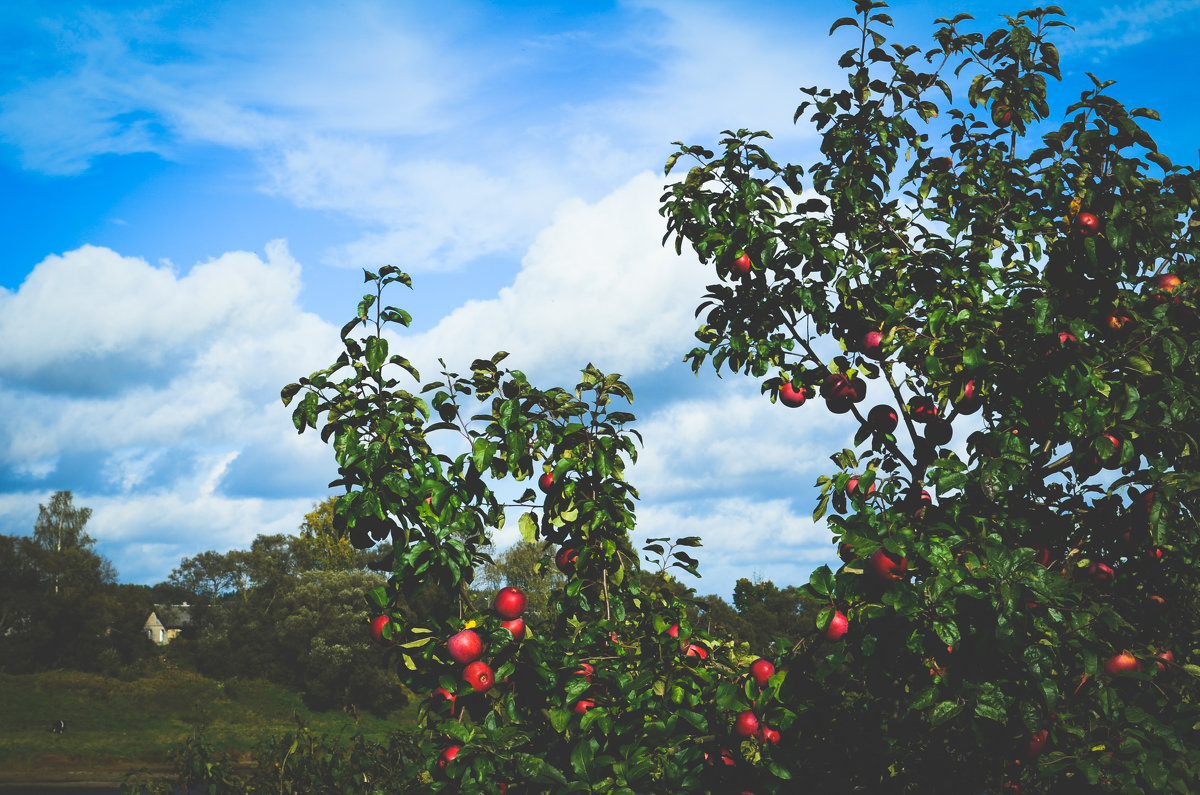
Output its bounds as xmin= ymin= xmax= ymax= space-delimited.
xmin=1059 ymin=0 xmax=1200 ymax=55
xmin=392 ymin=171 xmax=712 ymax=383
xmin=635 ymin=497 xmax=838 ymax=599
xmin=632 ymin=384 xmax=858 ymax=500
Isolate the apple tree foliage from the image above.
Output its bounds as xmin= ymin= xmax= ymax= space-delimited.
xmin=282 ymin=3 xmax=1200 ymax=793
xmin=661 ymin=2 xmax=1200 ymax=792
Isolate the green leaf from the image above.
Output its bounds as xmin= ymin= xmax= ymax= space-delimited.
xmin=519 ymin=512 xmax=538 ymax=543
xmin=809 ymin=565 xmax=834 ymax=597
xmin=929 ymin=701 xmax=963 ymax=726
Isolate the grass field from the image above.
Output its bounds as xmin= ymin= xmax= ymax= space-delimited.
xmin=0 ymin=667 xmax=415 ymax=785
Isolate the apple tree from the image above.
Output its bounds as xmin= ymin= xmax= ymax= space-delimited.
xmin=281 ymin=3 xmax=1200 ymax=794
xmin=661 ymin=1 xmax=1200 ymax=791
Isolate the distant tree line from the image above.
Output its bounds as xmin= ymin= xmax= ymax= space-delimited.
xmin=1 ymin=493 xmax=824 ymax=716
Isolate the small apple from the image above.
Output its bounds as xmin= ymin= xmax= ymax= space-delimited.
xmin=463 ymin=660 xmax=495 ymax=692
xmin=1028 ymin=729 xmax=1049 ymax=758
xmin=908 ymin=396 xmax=937 ymax=423
xmin=1103 ymin=651 xmax=1142 ymax=675
xmin=501 ymin=617 xmax=526 ymax=641
xmin=684 ymin=643 xmax=709 ymax=659
xmin=1155 ymin=649 xmax=1175 ymax=672
xmin=953 ymin=378 xmax=982 ymax=415
xmin=666 ymin=624 xmax=681 ymax=639
xmin=433 ymin=687 xmax=458 ymax=714
xmin=861 ymin=330 xmax=885 ymax=359
xmin=930 ymin=156 xmax=953 ymax=172
xmin=867 ymin=404 xmax=898 ymax=433
xmin=1100 ymin=433 xmax=1122 ymax=468
xmin=779 ymin=382 xmax=809 ymax=407
xmin=845 ymin=476 xmax=877 ymax=498
xmin=538 ymin=471 xmax=555 ymax=493
xmin=438 ymin=745 xmax=460 ymax=771
xmin=1035 ymin=548 xmax=1051 ymax=567
xmin=824 ymin=610 xmax=849 ymax=641
xmin=447 ymin=629 xmax=483 ymax=664
xmin=992 ymin=102 xmax=1014 ymax=126
xmin=1146 ymin=594 xmax=1166 ymax=607
xmin=705 ymin=749 xmax=737 ymax=767
xmin=556 ymin=547 xmax=578 ymax=573
xmin=1105 ymin=313 xmax=1129 ymax=333
xmin=733 ymin=252 xmax=752 ymax=276
xmin=572 ymin=699 xmax=595 ymax=714
xmin=370 ymin=615 xmax=393 ymax=645
xmin=1150 ymin=273 xmax=1182 ymax=297
xmin=749 ymin=658 xmax=775 ymax=688
xmin=923 ymin=418 xmax=953 ymax=446
xmin=494 ymin=586 xmax=527 ymax=619
xmin=733 ymin=710 xmax=759 ymax=738
xmin=758 ymin=726 xmax=781 ymax=744
xmin=847 ymin=376 xmax=867 ymax=403
xmin=866 ymin=549 xmax=908 ymax=582
xmin=575 ymin=662 xmax=594 ymax=681
xmin=837 ymin=541 xmax=856 ymax=563
xmin=1074 ymin=212 xmax=1101 ymax=236
xmin=1088 ymin=562 xmax=1115 ymax=584
xmin=1149 ymin=547 xmax=1164 ymax=562
xmin=826 ymin=394 xmax=852 ymax=414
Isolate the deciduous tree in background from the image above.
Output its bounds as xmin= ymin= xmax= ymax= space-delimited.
xmin=282 ymin=3 xmax=1200 ymax=792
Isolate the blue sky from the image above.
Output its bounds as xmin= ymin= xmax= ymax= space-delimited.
xmin=1 ymin=0 xmax=1197 ymax=600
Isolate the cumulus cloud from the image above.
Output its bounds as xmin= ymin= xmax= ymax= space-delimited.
xmin=0 ymin=1 xmax=838 ymax=273
xmin=0 ymin=240 xmax=342 ymax=581
xmin=392 ymin=171 xmax=711 ymax=384
xmin=1058 ymin=0 xmax=1200 ymax=55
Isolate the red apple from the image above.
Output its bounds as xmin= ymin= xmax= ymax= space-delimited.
xmin=749 ymin=658 xmax=775 ymax=687
xmin=1155 ymin=649 xmax=1175 ymax=671
xmin=684 ymin=643 xmax=708 ymax=659
xmin=923 ymin=418 xmax=953 ymax=446
xmin=1035 ymin=548 xmax=1051 ymax=567
xmin=758 ymin=726 xmax=781 ymax=744
xmin=866 ymin=549 xmax=908 ymax=582
xmin=447 ymin=629 xmax=483 ymax=664
xmin=575 ymin=662 xmax=594 ymax=681
xmin=556 ymin=547 xmax=578 ymax=573
xmin=824 ymin=610 xmax=849 ymax=641
xmin=572 ymin=699 xmax=595 ymax=714
xmin=733 ymin=710 xmax=759 ymax=738
xmin=733 ymin=252 xmax=752 ymax=276
xmin=867 ymin=404 xmax=898 ymax=433
xmin=1100 ymin=433 xmax=1122 ymax=468
xmin=845 ymin=476 xmax=877 ymax=499
xmin=538 ymin=471 xmax=555 ymax=493
xmin=779 ymin=382 xmax=809 ymax=407
xmin=370 ymin=615 xmax=392 ymax=645
xmin=847 ymin=376 xmax=866 ymax=403
xmin=1103 ymin=651 xmax=1142 ymax=675
xmin=930 ymin=156 xmax=953 ymax=172
xmin=908 ymin=396 xmax=937 ymax=423
xmin=666 ymin=624 xmax=681 ymax=638
xmin=438 ymin=745 xmax=460 ymax=771
xmin=1074 ymin=212 xmax=1101 ymax=236
xmin=501 ymin=618 xmax=526 ymax=641
xmin=861 ymin=330 xmax=885 ymax=359
xmin=463 ymin=660 xmax=495 ymax=692
xmin=1089 ymin=562 xmax=1115 ymax=584
xmin=992 ymin=103 xmax=1013 ymax=126
xmin=953 ymin=379 xmax=982 ymax=415
xmin=1028 ymin=729 xmax=1049 ymax=758
xmin=494 ymin=586 xmax=527 ymax=619
xmin=433 ymin=686 xmax=456 ymax=710
xmin=1149 ymin=547 xmax=1164 ymax=562
xmin=1150 ymin=273 xmax=1181 ymax=294
xmin=1105 ymin=313 xmax=1129 ymax=333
